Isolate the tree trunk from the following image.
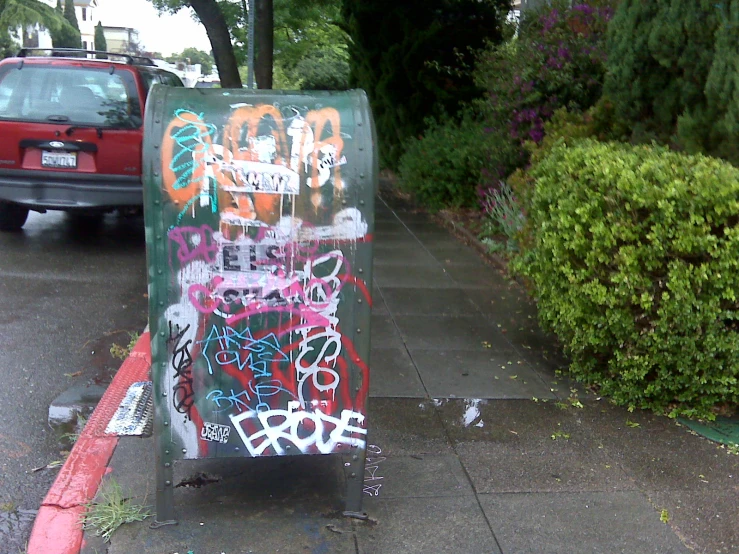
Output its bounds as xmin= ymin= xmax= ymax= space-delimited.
xmin=255 ymin=0 xmax=273 ymax=89
xmin=189 ymin=0 xmax=242 ymax=88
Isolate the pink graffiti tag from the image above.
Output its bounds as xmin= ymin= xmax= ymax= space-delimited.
xmin=169 ymin=225 xmax=219 ymax=264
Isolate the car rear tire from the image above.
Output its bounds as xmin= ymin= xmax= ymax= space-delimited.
xmin=0 ymin=201 xmax=29 ymax=231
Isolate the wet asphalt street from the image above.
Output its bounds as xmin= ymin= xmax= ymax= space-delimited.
xmin=0 ymin=211 xmax=149 ymax=552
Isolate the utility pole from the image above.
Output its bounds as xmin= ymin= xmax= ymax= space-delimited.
xmin=241 ymin=0 xmax=255 ymax=89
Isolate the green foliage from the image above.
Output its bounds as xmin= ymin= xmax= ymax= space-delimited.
xmin=474 ymin=0 xmax=614 ymax=179
xmin=0 ymin=29 xmax=16 ymax=58
xmin=603 ymin=0 xmax=722 ymax=145
xmin=295 ymin=50 xmax=349 ymax=90
xmin=398 ymin=111 xmax=521 ymax=210
xmin=514 ymin=139 xmax=739 ymax=418
xmin=62 ymin=0 xmax=78 ymax=30
xmin=677 ymin=0 xmax=739 ymax=166
xmin=343 ymin=0 xmax=511 ymax=169
xmin=166 ymin=47 xmax=214 ymax=75
xmin=54 ymin=0 xmax=80 ymax=48
xmin=0 ymin=0 xmax=73 ymax=51
xmin=81 ymin=479 xmax=150 ymax=542
xmin=94 ymin=21 xmax=106 ymax=55
xmin=110 ymin=332 xmax=140 ymax=361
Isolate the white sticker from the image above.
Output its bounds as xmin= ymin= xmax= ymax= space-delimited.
xmin=200 ymin=422 xmax=231 ymax=444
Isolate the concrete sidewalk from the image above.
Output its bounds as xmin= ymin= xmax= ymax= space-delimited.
xmin=34 ymin=186 xmax=738 ymax=554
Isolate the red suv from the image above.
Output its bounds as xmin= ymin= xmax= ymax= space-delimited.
xmin=0 ymin=48 xmax=184 ymax=231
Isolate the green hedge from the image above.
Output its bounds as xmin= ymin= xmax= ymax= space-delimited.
xmin=515 ymin=139 xmax=739 ymax=418
xmin=398 ymin=114 xmax=521 ymax=210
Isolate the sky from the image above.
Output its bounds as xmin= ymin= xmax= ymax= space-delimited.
xmin=95 ymin=0 xmax=213 ymax=57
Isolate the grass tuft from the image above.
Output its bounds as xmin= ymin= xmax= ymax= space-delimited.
xmin=110 ymin=332 xmax=140 ymax=361
xmin=81 ymin=479 xmax=150 ymax=542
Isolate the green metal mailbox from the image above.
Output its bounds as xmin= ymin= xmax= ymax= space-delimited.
xmin=142 ymin=85 xmax=377 ymax=525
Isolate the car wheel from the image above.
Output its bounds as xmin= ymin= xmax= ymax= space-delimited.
xmin=0 ymin=201 xmax=29 ymax=231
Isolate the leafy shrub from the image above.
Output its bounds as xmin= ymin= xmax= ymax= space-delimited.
xmin=296 ymin=51 xmax=350 ymax=90
xmin=514 ymin=139 xmax=739 ymax=418
xmin=343 ymin=0 xmax=511 ymax=169
xmin=398 ymin=112 xmax=522 ymax=210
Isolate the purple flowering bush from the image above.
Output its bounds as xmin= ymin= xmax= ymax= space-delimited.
xmin=474 ymin=0 xmax=615 ymax=165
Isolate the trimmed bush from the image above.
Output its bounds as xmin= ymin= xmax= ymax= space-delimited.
xmin=514 ymin=139 xmax=739 ymax=418
xmin=398 ymin=113 xmax=522 ymax=210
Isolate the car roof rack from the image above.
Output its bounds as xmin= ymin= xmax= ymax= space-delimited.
xmin=15 ymin=48 xmax=156 ymax=66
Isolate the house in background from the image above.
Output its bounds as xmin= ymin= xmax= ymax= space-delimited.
xmin=75 ymin=0 xmax=99 ymax=51
xmin=101 ymin=26 xmax=141 ymax=54
xmin=21 ymin=0 xmax=99 ymax=50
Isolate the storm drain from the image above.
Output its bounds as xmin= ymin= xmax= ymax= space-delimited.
xmin=104 ymin=381 xmax=154 ymax=437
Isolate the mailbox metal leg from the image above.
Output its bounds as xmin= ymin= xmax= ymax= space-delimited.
xmin=152 ymin=447 xmax=177 ymax=528
xmin=343 ymin=446 xmax=368 ymax=519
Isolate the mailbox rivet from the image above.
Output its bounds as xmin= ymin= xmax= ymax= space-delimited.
xmin=165 ymin=480 xmax=171 ymax=486
xmin=355 ymin=386 xmax=361 ymax=392
xmin=162 ymin=391 xmax=167 ymax=397
xmin=159 ymin=301 xmax=164 ymax=306
xmin=154 ymin=200 xmax=160 ymax=205
xmin=342 ymin=199 xmax=347 ymax=205
xmin=154 ymin=144 xmax=159 ymax=149
xmin=357 ymin=122 xmax=363 ymax=126
xmin=165 ymin=450 xmax=170 ymax=455
xmin=159 ymin=331 xmax=165 ymax=337
xmin=157 ymin=270 xmax=163 ymax=275
xmin=286 ymin=445 xmax=291 ymax=450
xmin=350 ymin=472 xmax=357 ymax=478
xmin=359 ymin=146 xmax=364 ymax=151
xmin=163 ymin=421 xmax=169 ymax=426
xmin=182 ymin=449 xmax=187 ymax=454
xmin=153 ymin=172 xmax=159 ymax=177
xmin=358 ymin=268 xmax=364 ymax=274
xmin=234 ymin=447 xmax=240 ymax=452
xmin=360 ymin=200 xmax=365 ymax=205
xmin=164 ymin=463 xmax=170 ymax=468
xmin=155 ymin=119 xmax=161 ymax=124
xmin=360 ymin=173 xmax=365 ymax=178
xmin=357 ymin=298 xmax=363 ymax=304
xmin=356 ymin=328 xmax=361 ymax=333
xmin=352 ymin=455 xmax=359 ymax=461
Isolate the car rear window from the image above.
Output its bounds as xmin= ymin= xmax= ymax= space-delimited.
xmin=0 ymin=64 xmax=142 ymax=128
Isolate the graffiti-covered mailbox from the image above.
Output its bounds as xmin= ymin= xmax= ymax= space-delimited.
xmin=142 ymin=86 xmax=377 ymax=526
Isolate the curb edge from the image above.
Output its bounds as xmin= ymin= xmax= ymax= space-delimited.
xmin=27 ymin=331 xmax=151 ymax=554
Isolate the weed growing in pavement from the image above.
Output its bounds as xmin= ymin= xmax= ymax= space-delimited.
xmin=60 ymin=414 xmax=88 ymax=444
xmin=482 ymin=181 xmax=525 ymax=252
xmin=110 ymin=331 xmax=140 ymax=361
xmin=81 ymin=479 xmax=150 ymax=542
xmin=0 ymin=501 xmax=16 ymax=512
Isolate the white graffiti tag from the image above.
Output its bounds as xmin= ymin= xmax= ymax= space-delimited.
xmin=229 ymin=402 xmax=367 ymax=455
xmin=294 ymin=250 xmax=345 ymax=407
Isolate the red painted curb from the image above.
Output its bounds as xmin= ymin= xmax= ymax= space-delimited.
xmin=27 ymin=331 xmax=151 ymax=554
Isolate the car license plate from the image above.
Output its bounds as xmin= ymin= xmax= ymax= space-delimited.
xmin=41 ymin=150 xmax=77 ymax=169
